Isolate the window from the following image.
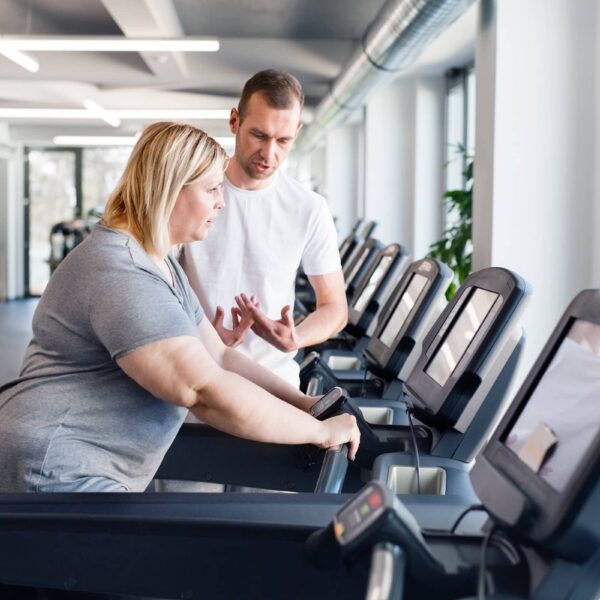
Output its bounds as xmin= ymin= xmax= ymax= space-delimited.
xmin=444 ymin=66 xmax=475 ymax=192
xmin=24 ymin=144 xmax=133 ymax=294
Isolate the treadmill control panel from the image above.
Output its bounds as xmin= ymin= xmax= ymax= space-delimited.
xmin=310 ymin=386 xmax=346 ymax=420
xmin=334 ymin=481 xmax=389 ymax=546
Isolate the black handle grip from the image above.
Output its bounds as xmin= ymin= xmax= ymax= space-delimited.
xmin=314 ymin=444 xmax=348 ymax=494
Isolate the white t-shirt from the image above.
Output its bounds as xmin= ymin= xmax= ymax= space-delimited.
xmin=180 ymin=169 xmax=341 ymax=386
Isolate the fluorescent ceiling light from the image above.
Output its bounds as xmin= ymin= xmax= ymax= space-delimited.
xmin=0 ymin=37 xmax=219 ymax=52
xmin=83 ymin=98 xmax=120 ymax=128
xmin=0 ymin=108 xmax=230 ymax=120
xmin=53 ymin=135 xmax=235 ymax=148
xmin=0 ymin=48 xmax=39 ymax=72
xmin=215 ymin=137 xmax=235 ymax=146
xmin=53 ymin=136 xmax=136 ymax=146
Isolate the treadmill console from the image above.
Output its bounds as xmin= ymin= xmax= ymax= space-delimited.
xmin=310 ymin=387 xmax=348 ymax=420
xmin=471 ymin=290 xmax=600 ymax=561
xmin=343 ymin=238 xmax=382 ymax=294
xmin=403 ymin=267 xmax=529 ymax=429
xmin=347 ymin=243 xmax=408 ymax=335
xmin=334 ymin=481 xmax=397 ymax=547
xmin=364 ymin=258 xmax=452 ymax=377
xmin=307 ymin=480 xmax=442 ymax=575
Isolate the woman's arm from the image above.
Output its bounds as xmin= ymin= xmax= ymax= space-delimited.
xmin=196 ymin=317 xmax=315 ymax=412
xmin=117 ymin=335 xmax=360 ymax=458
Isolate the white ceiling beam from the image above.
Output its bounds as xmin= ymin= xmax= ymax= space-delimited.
xmin=101 ymin=0 xmax=191 ymax=79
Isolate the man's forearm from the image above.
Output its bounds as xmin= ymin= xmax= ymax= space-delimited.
xmin=221 ymin=347 xmax=311 ymax=408
xmin=295 ymin=302 xmax=348 ymax=348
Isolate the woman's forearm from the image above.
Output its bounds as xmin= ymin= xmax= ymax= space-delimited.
xmin=191 ymin=367 xmax=323 ymax=444
xmin=221 ymin=346 xmax=312 ymax=411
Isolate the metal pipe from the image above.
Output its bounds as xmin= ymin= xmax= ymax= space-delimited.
xmin=296 ymin=0 xmax=475 ymax=154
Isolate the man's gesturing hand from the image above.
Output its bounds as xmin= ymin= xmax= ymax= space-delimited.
xmin=236 ymin=293 xmax=299 ymax=352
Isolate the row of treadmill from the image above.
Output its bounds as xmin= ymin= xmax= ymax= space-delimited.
xmin=0 ymin=218 xmax=598 ymax=599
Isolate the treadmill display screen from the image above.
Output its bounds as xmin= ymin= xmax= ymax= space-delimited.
xmin=345 ymin=248 xmax=369 ymax=289
xmin=353 ymin=255 xmax=393 ymax=313
xmin=505 ymin=319 xmax=600 ymax=492
xmin=379 ymin=273 xmax=428 ymax=347
xmin=425 ymin=287 xmax=498 ymax=386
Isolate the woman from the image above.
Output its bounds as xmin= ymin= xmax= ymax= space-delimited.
xmin=0 ymin=122 xmax=360 ymax=492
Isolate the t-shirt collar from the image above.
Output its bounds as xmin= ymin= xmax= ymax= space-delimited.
xmin=224 ymin=170 xmax=280 ymax=195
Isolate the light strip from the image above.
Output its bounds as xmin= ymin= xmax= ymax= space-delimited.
xmin=53 ymin=135 xmax=235 ymax=148
xmin=0 ymin=108 xmax=230 ymax=120
xmin=53 ymin=136 xmax=136 ymax=146
xmin=0 ymin=37 xmax=219 ymax=52
xmin=0 ymin=48 xmax=39 ymax=72
xmin=83 ymin=98 xmax=120 ymax=128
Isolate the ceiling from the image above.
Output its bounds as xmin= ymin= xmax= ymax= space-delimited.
xmin=0 ymin=0 xmax=477 ymax=143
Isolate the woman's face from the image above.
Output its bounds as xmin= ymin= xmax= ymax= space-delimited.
xmin=169 ymin=171 xmax=225 ymax=244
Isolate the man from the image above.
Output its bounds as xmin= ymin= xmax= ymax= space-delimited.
xmin=180 ymin=69 xmax=347 ymax=387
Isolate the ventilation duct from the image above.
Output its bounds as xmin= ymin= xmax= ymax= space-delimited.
xmin=296 ymin=0 xmax=475 ymax=154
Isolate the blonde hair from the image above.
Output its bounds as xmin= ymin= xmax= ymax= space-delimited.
xmin=104 ymin=121 xmax=228 ymax=257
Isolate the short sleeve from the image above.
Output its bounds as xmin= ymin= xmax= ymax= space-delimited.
xmin=89 ymin=264 xmax=200 ymax=360
xmin=169 ymin=255 xmax=204 ymax=326
xmin=301 ymin=197 xmax=342 ymax=276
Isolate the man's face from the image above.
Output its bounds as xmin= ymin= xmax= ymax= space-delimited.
xmin=230 ymin=92 xmax=302 ymax=182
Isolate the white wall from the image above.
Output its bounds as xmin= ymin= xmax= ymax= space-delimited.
xmin=323 ymin=121 xmax=362 ymax=239
xmin=363 ymin=77 xmax=445 ymax=257
xmin=364 ymin=79 xmax=416 ymax=247
xmin=412 ymin=78 xmax=445 ymax=259
xmin=0 ymin=142 xmax=24 ymax=301
xmin=594 ymin=1 xmax=600 ymax=286
xmin=474 ymin=0 xmax=598 ymax=375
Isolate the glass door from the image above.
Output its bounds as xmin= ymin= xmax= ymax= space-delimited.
xmin=25 ymin=148 xmax=81 ymax=295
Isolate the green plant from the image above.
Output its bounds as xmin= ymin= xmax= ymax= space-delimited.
xmin=428 ymin=144 xmax=473 ymax=299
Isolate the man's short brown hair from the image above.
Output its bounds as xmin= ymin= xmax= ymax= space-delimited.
xmin=237 ymin=69 xmax=304 ymax=122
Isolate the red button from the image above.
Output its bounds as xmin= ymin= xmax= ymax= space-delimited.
xmin=368 ymin=491 xmax=382 ymax=509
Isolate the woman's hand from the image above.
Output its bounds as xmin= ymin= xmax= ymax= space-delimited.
xmin=318 ymin=413 xmax=361 ymax=461
xmin=212 ymin=295 xmax=259 ymax=348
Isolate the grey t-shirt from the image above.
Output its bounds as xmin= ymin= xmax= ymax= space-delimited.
xmin=0 ymin=224 xmax=203 ymax=492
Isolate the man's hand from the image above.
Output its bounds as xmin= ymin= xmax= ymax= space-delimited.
xmin=237 ymin=293 xmax=299 ymax=352
xmin=212 ymin=295 xmax=258 ymax=348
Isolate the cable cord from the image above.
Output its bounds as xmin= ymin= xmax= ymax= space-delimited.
xmin=477 ymin=524 xmax=498 ymax=600
xmin=405 ymin=405 xmax=421 ymax=494
xmin=450 ymin=503 xmax=486 ymax=534
xmin=359 ymin=351 xmax=369 ymax=397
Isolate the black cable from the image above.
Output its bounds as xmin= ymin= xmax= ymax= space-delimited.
xmin=405 ymin=405 xmax=421 ymax=494
xmin=450 ymin=503 xmax=486 ymax=534
xmin=360 ymin=355 xmax=369 ymax=398
xmin=477 ymin=524 xmax=498 ymax=600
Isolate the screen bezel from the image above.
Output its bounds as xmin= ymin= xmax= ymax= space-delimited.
xmin=424 ymin=287 xmax=500 ymax=386
xmin=351 ymin=254 xmax=394 ymax=313
xmin=347 ymin=243 xmax=406 ymax=332
xmin=403 ymin=267 xmax=525 ymax=428
xmin=378 ymin=272 xmax=429 ymax=347
xmin=474 ymin=290 xmax=600 ymax=543
xmin=343 ymin=238 xmax=382 ymax=293
xmin=364 ymin=259 xmax=445 ymax=374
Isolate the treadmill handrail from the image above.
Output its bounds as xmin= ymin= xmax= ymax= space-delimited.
xmin=314 ymin=445 xmax=349 ymax=493
xmin=366 ymin=542 xmax=405 ymax=600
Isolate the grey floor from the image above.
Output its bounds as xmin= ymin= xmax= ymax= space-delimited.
xmin=0 ymin=298 xmax=38 ymax=386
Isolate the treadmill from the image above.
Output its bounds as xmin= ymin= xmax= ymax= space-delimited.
xmin=295 ymin=235 xmax=385 ymax=328
xmin=299 ymin=257 xmax=452 ymax=397
xmin=154 ymin=267 xmax=530 ymax=503
xmin=338 ymin=219 xmax=377 ymax=266
xmin=295 ymin=219 xmax=378 ymax=319
xmin=1 ymin=293 xmax=598 ymax=599
xmin=304 ymin=242 xmax=410 ymax=363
